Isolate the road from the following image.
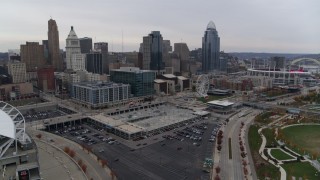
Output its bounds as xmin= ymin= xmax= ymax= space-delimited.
xmin=219 ymin=108 xmax=259 ymax=180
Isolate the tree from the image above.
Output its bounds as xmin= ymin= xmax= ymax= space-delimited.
xmin=101 ymin=160 xmax=108 ymax=167
xmin=214 ymin=175 xmax=221 ymax=180
xmin=81 ymin=164 xmax=87 ymax=173
xmin=64 ymin=147 xmax=70 ymax=154
xmin=78 ymin=159 xmax=83 ymax=166
xmin=69 ymin=150 xmax=76 ymax=158
xmin=215 ymin=166 xmax=221 ymax=174
xmin=36 ymin=134 xmax=42 ymax=139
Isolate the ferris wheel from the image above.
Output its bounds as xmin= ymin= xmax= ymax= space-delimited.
xmin=196 ymin=74 xmax=210 ymax=97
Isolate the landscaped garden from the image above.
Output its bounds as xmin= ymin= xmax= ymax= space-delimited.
xmin=282 ymin=162 xmax=319 ymax=180
xmin=197 ymin=95 xmax=229 ymax=103
xmin=248 ymin=125 xmax=281 ymax=179
xmin=279 ymin=125 xmax=320 ymax=159
xmin=270 ymin=149 xmax=294 ymax=161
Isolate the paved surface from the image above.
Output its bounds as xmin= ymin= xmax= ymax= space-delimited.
xmin=28 ymin=127 xmax=112 ymax=180
xmin=49 ymin=118 xmax=220 ymax=180
xmin=219 ymin=108 xmax=259 ymax=180
xmin=35 ymin=139 xmax=87 ymax=180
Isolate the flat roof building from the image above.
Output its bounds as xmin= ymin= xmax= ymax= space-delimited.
xmin=207 ymin=100 xmax=234 ymax=114
xmin=110 ymin=67 xmax=155 ymax=97
xmin=71 ymin=81 xmax=130 ymax=108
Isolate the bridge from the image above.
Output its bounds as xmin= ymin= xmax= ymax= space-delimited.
xmin=291 ymin=58 xmax=320 ymax=65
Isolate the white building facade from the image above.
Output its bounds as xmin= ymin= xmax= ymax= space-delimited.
xmin=8 ymin=61 xmax=27 ymax=83
xmin=66 ymin=26 xmax=81 ymax=70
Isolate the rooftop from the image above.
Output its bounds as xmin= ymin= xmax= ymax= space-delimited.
xmin=207 ymin=100 xmax=234 ymax=107
xmin=207 ymin=21 xmax=216 ymax=30
xmin=162 ymin=74 xmax=177 ymax=79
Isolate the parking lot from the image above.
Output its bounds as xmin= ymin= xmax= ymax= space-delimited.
xmin=47 ymin=116 xmax=221 ymax=180
xmin=23 ymin=107 xmax=75 ymax=122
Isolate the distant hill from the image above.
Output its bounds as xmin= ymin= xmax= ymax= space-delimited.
xmin=229 ymin=52 xmax=320 ymax=60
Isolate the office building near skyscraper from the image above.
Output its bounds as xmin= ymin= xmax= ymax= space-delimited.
xmin=202 ymin=21 xmax=220 ymax=72
xmin=48 ymin=19 xmax=62 ymax=71
xmin=94 ymin=42 xmax=108 ymax=54
xmin=79 ymin=37 xmax=92 ymax=54
xmin=20 ymin=42 xmax=45 ymax=72
xmin=110 ymin=67 xmax=155 ymax=97
xmin=86 ymin=53 xmax=106 ymax=74
xmin=142 ymin=31 xmax=164 ymax=72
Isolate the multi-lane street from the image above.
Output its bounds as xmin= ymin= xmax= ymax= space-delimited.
xmin=219 ymin=108 xmax=259 ymax=180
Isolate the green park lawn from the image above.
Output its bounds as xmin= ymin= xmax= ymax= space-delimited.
xmin=270 ymin=149 xmax=294 ymax=160
xmin=282 ymin=125 xmax=320 ymax=156
xmin=282 ymin=162 xmax=319 ymax=180
xmin=197 ymin=95 xmax=228 ymax=103
xmin=248 ymin=125 xmax=281 ymax=180
xmin=262 ymin=128 xmax=278 ymax=147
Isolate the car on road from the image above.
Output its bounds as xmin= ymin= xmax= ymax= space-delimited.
xmin=99 ymin=149 xmax=104 ymax=153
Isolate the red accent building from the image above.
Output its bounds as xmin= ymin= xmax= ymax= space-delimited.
xmin=37 ymin=66 xmax=55 ymax=92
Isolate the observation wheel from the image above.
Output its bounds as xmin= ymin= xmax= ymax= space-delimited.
xmin=196 ymin=74 xmax=210 ymax=97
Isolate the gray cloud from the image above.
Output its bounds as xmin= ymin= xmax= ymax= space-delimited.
xmin=0 ymin=0 xmax=319 ymax=53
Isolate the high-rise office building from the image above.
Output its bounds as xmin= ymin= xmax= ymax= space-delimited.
xmin=79 ymin=37 xmax=92 ymax=54
xmin=162 ymin=40 xmax=172 ymax=67
xmin=110 ymin=67 xmax=155 ymax=97
xmin=8 ymin=61 xmax=27 ymax=83
xmin=86 ymin=53 xmax=106 ymax=74
xmin=202 ymin=21 xmax=220 ymax=72
xmin=142 ymin=31 xmax=164 ymax=72
xmin=174 ymin=43 xmax=190 ymax=61
xmin=8 ymin=49 xmax=20 ymax=61
xmin=94 ymin=42 xmax=108 ymax=54
xmin=20 ymin=42 xmax=46 ymax=72
xmin=48 ymin=19 xmax=62 ymax=71
xmin=66 ymin=26 xmax=81 ymax=70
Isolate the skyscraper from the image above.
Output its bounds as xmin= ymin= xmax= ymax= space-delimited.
xmin=66 ymin=26 xmax=81 ymax=70
xmin=142 ymin=31 xmax=164 ymax=72
xmin=20 ymin=42 xmax=45 ymax=72
xmin=94 ymin=42 xmax=108 ymax=54
xmin=48 ymin=19 xmax=62 ymax=71
xmin=79 ymin=37 xmax=92 ymax=54
xmin=202 ymin=21 xmax=220 ymax=72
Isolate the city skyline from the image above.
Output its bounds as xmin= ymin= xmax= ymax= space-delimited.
xmin=0 ymin=0 xmax=319 ymax=53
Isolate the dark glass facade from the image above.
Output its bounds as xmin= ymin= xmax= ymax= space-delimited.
xmin=86 ymin=53 xmax=107 ymax=74
xmin=110 ymin=68 xmax=155 ymax=97
xmin=149 ymin=31 xmax=164 ymax=71
xmin=202 ymin=21 xmax=220 ymax=72
xmin=79 ymin=37 xmax=93 ymax=54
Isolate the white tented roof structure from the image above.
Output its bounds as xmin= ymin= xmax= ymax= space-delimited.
xmin=0 ymin=101 xmax=29 ymax=158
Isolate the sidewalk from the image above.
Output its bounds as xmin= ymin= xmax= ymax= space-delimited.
xmin=28 ymin=127 xmax=113 ymax=180
xmin=35 ymin=139 xmax=87 ymax=180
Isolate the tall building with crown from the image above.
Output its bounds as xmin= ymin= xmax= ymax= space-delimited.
xmin=66 ymin=26 xmax=82 ymax=70
xmin=202 ymin=21 xmax=220 ymax=72
xmin=48 ymin=19 xmax=62 ymax=71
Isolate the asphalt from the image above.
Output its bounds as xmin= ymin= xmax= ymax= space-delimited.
xmin=27 ymin=127 xmax=112 ymax=180
xmin=48 ymin=117 xmax=220 ymax=180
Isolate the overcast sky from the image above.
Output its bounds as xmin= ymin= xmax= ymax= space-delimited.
xmin=0 ymin=0 xmax=319 ymax=53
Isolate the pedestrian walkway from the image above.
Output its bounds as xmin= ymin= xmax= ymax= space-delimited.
xmin=28 ymin=127 xmax=113 ymax=180
xmin=35 ymin=139 xmax=87 ymax=180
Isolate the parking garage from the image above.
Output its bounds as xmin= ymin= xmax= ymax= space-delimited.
xmin=44 ymin=102 xmax=210 ymax=140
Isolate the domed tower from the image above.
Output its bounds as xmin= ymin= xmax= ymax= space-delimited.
xmin=65 ymin=26 xmax=81 ymax=70
xmin=202 ymin=21 xmax=220 ymax=72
